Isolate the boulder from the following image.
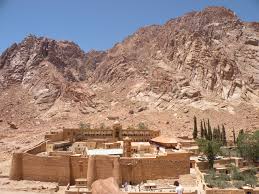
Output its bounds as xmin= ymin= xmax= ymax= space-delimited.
xmin=7 ymin=121 xmax=18 ymax=129
xmin=80 ymin=106 xmax=96 ymax=114
xmin=129 ymin=110 xmax=134 ymax=114
xmin=137 ymin=106 xmax=147 ymax=112
xmin=92 ymin=177 xmax=127 ymax=194
xmin=107 ymin=116 xmax=119 ymax=120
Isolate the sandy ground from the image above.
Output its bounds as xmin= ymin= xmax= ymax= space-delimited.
xmin=0 ymin=191 xmax=52 ymax=194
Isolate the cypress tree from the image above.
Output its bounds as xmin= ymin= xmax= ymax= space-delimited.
xmin=222 ymin=124 xmax=227 ymax=145
xmin=236 ymin=129 xmax=245 ymax=157
xmin=207 ymin=119 xmax=212 ymax=140
xmin=192 ymin=116 xmax=198 ymax=139
xmin=213 ymin=128 xmax=217 ymax=140
xmin=232 ymin=128 xmax=236 ymax=144
xmin=218 ymin=125 xmax=222 ymax=142
xmin=218 ymin=128 xmax=221 ymax=142
xmin=203 ymin=119 xmax=208 ymax=140
xmin=200 ymin=120 xmax=204 ymax=138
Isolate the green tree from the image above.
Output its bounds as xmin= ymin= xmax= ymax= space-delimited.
xmin=200 ymin=120 xmax=204 ymax=138
xmin=79 ymin=122 xmax=90 ymax=130
xmin=237 ymin=130 xmax=259 ymax=162
xmin=237 ymin=129 xmax=244 ymax=143
xmin=213 ymin=128 xmax=217 ymax=140
xmin=232 ymin=128 xmax=236 ymax=144
xmin=222 ymin=125 xmax=227 ymax=145
xmin=193 ymin=116 xmax=198 ymax=139
xmin=229 ymin=165 xmax=257 ymax=188
xmin=138 ymin=122 xmax=147 ymax=130
xmin=197 ymin=139 xmax=222 ymax=169
xmin=217 ymin=125 xmax=222 ymax=142
xmin=217 ymin=128 xmax=220 ymax=142
xmin=204 ymin=120 xmax=208 ymax=140
xmin=207 ymin=119 xmax=212 ymax=140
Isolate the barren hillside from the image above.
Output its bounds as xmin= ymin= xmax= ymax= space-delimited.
xmin=0 ymin=6 xmax=259 ymax=160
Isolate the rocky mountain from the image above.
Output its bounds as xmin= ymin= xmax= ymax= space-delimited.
xmin=94 ymin=7 xmax=259 ymax=105
xmin=0 ymin=6 xmax=259 ymax=139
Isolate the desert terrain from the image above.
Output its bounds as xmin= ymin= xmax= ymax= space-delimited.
xmin=0 ymin=6 xmax=259 ymax=193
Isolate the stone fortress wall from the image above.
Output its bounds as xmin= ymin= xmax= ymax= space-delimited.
xmin=10 ymin=143 xmax=190 ymax=185
xmin=10 ymin=124 xmax=190 ymax=186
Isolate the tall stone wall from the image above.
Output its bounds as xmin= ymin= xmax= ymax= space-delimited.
xmin=22 ymin=153 xmax=70 ymax=185
xmin=86 ymin=155 xmax=121 ymax=188
xmin=70 ymin=156 xmax=88 ymax=184
xmin=120 ymin=153 xmax=190 ymax=184
xmin=10 ymin=152 xmax=190 ymax=187
xmin=9 ymin=152 xmax=23 ymax=180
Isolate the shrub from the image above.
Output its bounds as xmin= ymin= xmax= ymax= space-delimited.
xmin=138 ymin=122 xmax=147 ymax=130
xmin=244 ymin=166 xmax=257 ymax=175
xmin=233 ymin=180 xmax=245 ymax=189
xmin=79 ymin=122 xmax=90 ymax=130
xmin=205 ymin=170 xmax=230 ymax=189
xmin=206 ymin=164 xmax=258 ymax=189
xmin=205 ymin=174 xmax=214 ymax=188
xmin=218 ymin=173 xmax=230 ymax=181
xmin=100 ymin=123 xmax=105 ymax=129
xmin=214 ymin=179 xmax=230 ymax=189
xmin=231 ymin=170 xmax=244 ymax=181
xmin=243 ymin=173 xmax=257 ymax=187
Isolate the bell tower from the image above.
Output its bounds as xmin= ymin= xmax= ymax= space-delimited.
xmin=123 ymin=137 xmax=132 ymax=157
xmin=112 ymin=121 xmax=122 ymax=140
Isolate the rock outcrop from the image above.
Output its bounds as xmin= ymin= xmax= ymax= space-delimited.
xmin=0 ymin=35 xmax=106 ymax=120
xmin=0 ymin=6 xmax=259 ymax=132
xmin=93 ymin=7 xmax=259 ymax=108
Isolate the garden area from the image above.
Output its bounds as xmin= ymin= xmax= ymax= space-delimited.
xmin=204 ymin=165 xmax=258 ymax=189
xmin=192 ymin=117 xmax=259 ymax=189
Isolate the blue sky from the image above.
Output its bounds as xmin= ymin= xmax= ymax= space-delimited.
xmin=0 ymin=0 xmax=259 ymax=54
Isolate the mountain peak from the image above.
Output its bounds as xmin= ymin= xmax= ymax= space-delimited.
xmin=0 ymin=7 xmax=259 ymax=134
xmin=165 ymin=6 xmax=239 ymax=32
xmin=198 ymin=6 xmax=238 ymax=21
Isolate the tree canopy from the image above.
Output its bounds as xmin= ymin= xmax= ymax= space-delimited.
xmin=193 ymin=116 xmax=198 ymax=139
xmin=237 ymin=130 xmax=259 ymax=162
xmin=197 ymin=139 xmax=222 ymax=169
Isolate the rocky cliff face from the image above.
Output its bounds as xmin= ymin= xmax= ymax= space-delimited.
xmin=93 ymin=7 xmax=259 ymax=109
xmin=0 ymin=35 xmax=107 ymax=125
xmin=0 ymin=6 xmax=259 ymax=134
